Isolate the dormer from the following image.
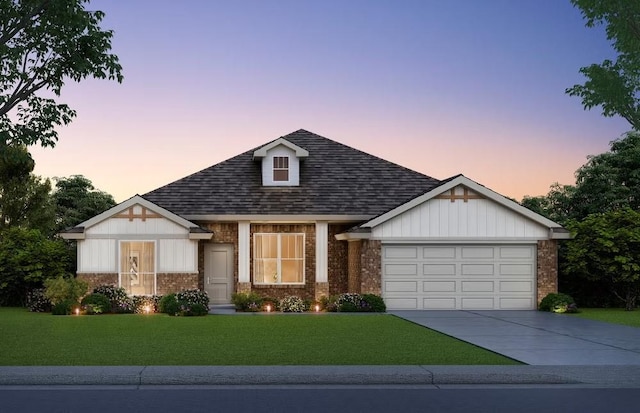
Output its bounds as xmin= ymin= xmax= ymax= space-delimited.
xmin=253 ymin=138 xmax=309 ymax=186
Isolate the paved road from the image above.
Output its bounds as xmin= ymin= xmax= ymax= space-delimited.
xmin=2 ymin=386 xmax=639 ymax=413
xmin=391 ymin=310 xmax=640 ymax=365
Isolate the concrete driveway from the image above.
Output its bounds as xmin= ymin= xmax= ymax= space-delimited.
xmin=390 ymin=310 xmax=640 ymax=365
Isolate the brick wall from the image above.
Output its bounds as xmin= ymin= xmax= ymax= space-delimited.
xmin=360 ymin=240 xmax=382 ymax=295
xmin=328 ymin=224 xmax=350 ymax=295
xmin=156 ymin=273 xmax=199 ymax=295
xmin=537 ymin=239 xmax=558 ymax=304
xmin=198 ymin=222 xmax=238 ymax=291
xmin=347 ymin=240 xmax=362 ymax=293
xmin=77 ymin=273 xmax=117 ymax=292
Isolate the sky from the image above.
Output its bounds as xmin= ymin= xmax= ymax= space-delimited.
xmin=31 ymin=0 xmax=631 ymax=203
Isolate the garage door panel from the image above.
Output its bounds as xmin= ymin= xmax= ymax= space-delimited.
xmin=500 ymin=297 xmax=534 ymax=309
xmin=384 ymin=247 xmax=418 ymax=259
xmin=382 ymin=244 xmax=536 ymax=311
xmin=384 ymin=264 xmax=418 ymax=276
xmin=461 ymin=297 xmax=494 ymax=309
xmin=423 ymin=264 xmax=456 ymax=276
xmin=500 ymin=281 xmax=532 ymax=292
xmin=500 ymin=246 xmax=534 ymax=259
xmin=424 ymin=298 xmax=456 ymax=310
xmin=500 ymin=264 xmax=533 ymax=276
xmin=385 ymin=281 xmax=417 ymax=292
xmin=461 ymin=247 xmax=494 ymax=259
xmin=385 ymin=298 xmax=418 ymax=309
xmin=423 ymin=247 xmax=456 ymax=259
xmin=461 ymin=264 xmax=494 ymax=276
xmin=423 ymin=281 xmax=456 ymax=292
xmin=462 ymin=281 xmax=494 ymax=292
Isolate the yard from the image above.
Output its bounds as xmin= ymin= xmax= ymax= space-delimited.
xmin=0 ymin=308 xmax=518 ymax=366
xmin=570 ymin=308 xmax=640 ymax=328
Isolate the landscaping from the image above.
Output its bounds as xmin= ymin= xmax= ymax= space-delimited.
xmin=0 ymin=307 xmax=519 ymax=366
xmin=570 ymin=308 xmax=640 ymax=328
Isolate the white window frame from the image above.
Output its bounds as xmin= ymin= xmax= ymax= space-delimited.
xmin=272 ymin=156 xmax=289 ymax=182
xmin=253 ymin=233 xmax=305 ymax=285
xmin=118 ymin=240 xmax=157 ymax=296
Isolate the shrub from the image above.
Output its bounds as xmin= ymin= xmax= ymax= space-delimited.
xmin=176 ymin=289 xmax=209 ymax=308
xmin=280 ymin=295 xmax=307 ymax=312
xmin=44 ymin=276 xmax=88 ymax=306
xmin=177 ymin=302 xmax=209 ymax=316
xmin=52 ymin=299 xmax=75 ymax=315
xmin=80 ymin=293 xmax=111 ymax=315
xmin=232 ymin=292 xmax=264 ymax=311
xmin=362 ymin=294 xmax=386 ymax=312
xmin=93 ymin=285 xmax=134 ymax=313
xmin=159 ymin=293 xmax=179 ymax=315
xmin=261 ymin=296 xmax=279 ymax=312
xmin=26 ymin=288 xmax=52 ymax=313
xmin=132 ymin=295 xmax=161 ymax=313
xmin=539 ymin=293 xmax=578 ymax=313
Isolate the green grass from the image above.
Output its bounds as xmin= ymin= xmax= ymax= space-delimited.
xmin=570 ymin=307 xmax=640 ymax=328
xmin=0 ymin=308 xmax=518 ymax=366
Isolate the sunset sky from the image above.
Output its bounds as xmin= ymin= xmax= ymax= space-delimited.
xmin=31 ymin=0 xmax=630 ymax=203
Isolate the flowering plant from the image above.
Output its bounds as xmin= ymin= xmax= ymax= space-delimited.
xmin=279 ymin=295 xmax=307 ymax=312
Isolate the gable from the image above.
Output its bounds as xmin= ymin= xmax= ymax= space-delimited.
xmin=258 ymin=144 xmax=302 ymax=186
xmin=371 ymin=185 xmax=549 ymax=239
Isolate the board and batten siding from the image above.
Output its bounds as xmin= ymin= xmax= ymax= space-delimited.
xmin=77 ymin=208 xmax=197 ymax=274
xmin=372 ymin=187 xmax=548 ymax=239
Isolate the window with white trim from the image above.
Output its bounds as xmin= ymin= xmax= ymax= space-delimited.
xmin=273 ymin=156 xmax=289 ymax=181
xmin=119 ymin=241 xmax=156 ymax=295
xmin=254 ymin=233 xmax=304 ymax=284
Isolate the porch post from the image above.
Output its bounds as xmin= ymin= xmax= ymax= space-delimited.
xmin=315 ymin=221 xmax=329 ymax=301
xmin=237 ymin=221 xmax=251 ymax=294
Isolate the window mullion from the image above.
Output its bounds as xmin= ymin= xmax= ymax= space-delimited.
xmin=277 ymin=234 xmax=282 ymax=284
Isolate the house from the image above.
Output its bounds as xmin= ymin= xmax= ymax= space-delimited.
xmin=61 ymin=129 xmax=569 ymax=310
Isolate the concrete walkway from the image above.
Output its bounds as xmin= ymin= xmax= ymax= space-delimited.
xmin=390 ymin=310 xmax=640 ymax=365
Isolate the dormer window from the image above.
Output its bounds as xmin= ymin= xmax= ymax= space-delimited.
xmin=273 ymin=156 xmax=289 ymax=182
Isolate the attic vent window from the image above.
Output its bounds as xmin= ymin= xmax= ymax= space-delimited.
xmin=273 ymin=156 xmax=289 ymax=181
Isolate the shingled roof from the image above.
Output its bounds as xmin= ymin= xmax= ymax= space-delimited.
xmin=143 ymin=129 xmax=440 ymax=217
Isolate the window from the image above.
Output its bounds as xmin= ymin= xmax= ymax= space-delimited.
xmin=273 ymin=156 xmax=289 ymax=181
xmin=254 ymin=233 xmax=304 ymax=284
xmin=120 ymin=241 xmax=155 ymax=295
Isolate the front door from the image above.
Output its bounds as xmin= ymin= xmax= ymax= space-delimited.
xmin=204 ymin=244 xmax=234 ymax=305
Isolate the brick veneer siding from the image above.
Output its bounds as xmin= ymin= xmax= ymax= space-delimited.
xmin=360 ymin=240 xmax=382 ymax=295
xmin=537 ymin=239 xmax=558 ymax=304
xmin=328 ymin=224 xmax=350 ymax=296
xmin=198 ymin=222 xmax=239 ymax=291
xmin=156 ymin=273 xmax=199 ymax=295
xmin=250 ymin=224 xmax=316 ymax=301
xmin=77 ymin=273 xmax=117 ymax=292
xmin=347 ymin=240 xmax=362 ymax=293
xmin=315 ymin=282 xmax=329 ymax=301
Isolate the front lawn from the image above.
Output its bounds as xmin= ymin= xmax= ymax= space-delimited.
xmin=0 ymin=308 xmax=518 ymax=366
xmin=570 ymin=308 xmax=640 ymax=328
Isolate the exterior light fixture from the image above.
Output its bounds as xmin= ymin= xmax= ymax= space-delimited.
xmin=266 ymin=304 xmax=272 ymax=312
xmin=144 ymin=305 xmax=151 ymax=314
xmin=74 ymin=308 xmax=80 ymax=316
xmin=314 ymin=304 xmax=320 ymax=312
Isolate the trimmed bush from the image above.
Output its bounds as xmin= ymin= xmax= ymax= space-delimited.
xmin=362 ymin=294 xmax=386 ymax=312
xmin=159 ymin=293 xmax=179 ymax=315
xmin=261 ymin=296 xmax=280 ymax=312
xmin=539 ymin=293 xmax=578 ymax=313
xmin=325 ymin=293 xmax=387 ymax=312
xmin=93 ymin=285 xmax=134 ymax=313
xmin=176 ymin=289 xmax=209 ymax=308
xmin=81 ymin=293 xmax=111 ymax=315
xmin=280 ymin=295 xmax=307 ymax=312
xmin=26 ymin=288 xmax=52 ymax=313
xmin=177 ymin=302 xmax=208 ymax=316
xmin=132 ymin=295 xmax=161 ymax=313
xmin=232 ymin=292 xmax=264 ymax=312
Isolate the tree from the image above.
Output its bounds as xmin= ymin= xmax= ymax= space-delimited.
xmin=0 ymin=227 xmax=69 ymax=306
xmin=0 ymin=0 xmax=122 ymax=149
xmin=52 ymin=174 xmax=115 ymax=232
xmin=565 ymin=208 xmax=640 ymax=310
xmin=566 ymin=0 xmax=640 ymax=130
xmin=521 ymin=183 xmax=577 ymax=225
xmin=0 ymin=144 xmax=54 ymax=233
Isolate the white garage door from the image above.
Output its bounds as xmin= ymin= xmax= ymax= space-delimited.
xmin=382 ymin=245 xmax=536 ymax=310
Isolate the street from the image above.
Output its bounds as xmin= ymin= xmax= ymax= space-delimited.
xmin=1 ymin=385 xmax=639 ymax=413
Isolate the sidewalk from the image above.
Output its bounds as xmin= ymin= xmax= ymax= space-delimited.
xmin=2 ymin=365 xmax=640 ymax=387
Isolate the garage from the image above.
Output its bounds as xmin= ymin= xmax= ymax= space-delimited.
xmin=382 ymin=244 xmax=536 ymax=310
